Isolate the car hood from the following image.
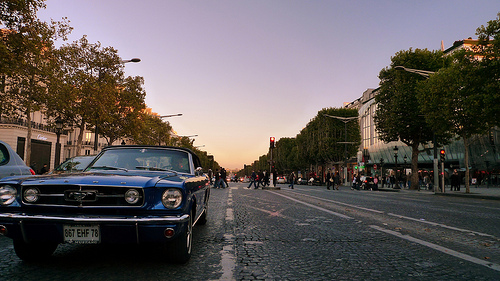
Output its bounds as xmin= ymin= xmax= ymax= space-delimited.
xmin=4 ymin=171 xmax=187 ymax=188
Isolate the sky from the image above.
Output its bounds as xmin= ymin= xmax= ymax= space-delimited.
xmin=37 ymin=0 xmax=499 ymax=170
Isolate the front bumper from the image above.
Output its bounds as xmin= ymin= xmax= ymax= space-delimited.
xmin=0 ymin=212 xmax=190 ymax=244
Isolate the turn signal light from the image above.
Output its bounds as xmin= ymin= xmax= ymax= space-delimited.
xmin=164 ymin=228 xmax=175 ymax=238
xmin=0 ymin=225 xmax=7 ymax=235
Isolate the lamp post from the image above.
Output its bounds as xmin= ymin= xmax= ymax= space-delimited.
xmin=55 ymin=117 xmax=63 ymax=167
xmin=393 ymin=146 xmax=399 ymax=188
xmin=323 ymin=114 xmax=358 ymax=186
xmin=94 ymin=58 xmax=141 ymax=152
xmin=380 ymin=158 xmax=384 ymax=181
xmin=404 ymin=154 xmax=408 ymax=188
xmin=394 ymin=65 xmax=439 ymax=192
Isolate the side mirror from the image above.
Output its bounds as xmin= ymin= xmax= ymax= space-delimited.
xmin=195 ymin=167 xmax=204 ymax=176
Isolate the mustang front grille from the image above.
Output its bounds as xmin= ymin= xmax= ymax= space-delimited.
xmin=20 ymin=185 xmax=144 ymax=207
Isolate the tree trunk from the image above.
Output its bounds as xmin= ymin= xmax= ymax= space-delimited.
xmin=76 ymin=122 xmax=85 ymax=156
xmin=463 ymin=136 xmax=471 ymax=193
xmin=410 ymin=142 xmax=420 ymax=190
xmin=25 ymin=104 xmax=32 ymax=167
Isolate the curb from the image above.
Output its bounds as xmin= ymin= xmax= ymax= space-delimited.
xmin=433 ymin=192 xmax=500 ymax=201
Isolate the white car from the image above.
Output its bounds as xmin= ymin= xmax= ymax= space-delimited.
xmin=277 ymin=176 xmax=286 ymax=184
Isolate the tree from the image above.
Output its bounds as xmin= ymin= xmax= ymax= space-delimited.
xmin=47 ymin=36 xmax=127 ymax=155
xmin=0 ymin=0 xmax=71 ymax=165
xmin=132 ymin=113 xmax=172 ymax=145
xmin=476 ymin=12 xmax=500 ymax=128
xmin=98 ymin=75 xmax=146 ymax=145
xmin=418 ymin=13 xmax=500 ymax=193
xmin=418 ymin=50 xmax=493 ymax=193
xmin=273 ymin=107 xmax=359 ymax=180
xmin=375 ymin=48 xmax=452 ymax=190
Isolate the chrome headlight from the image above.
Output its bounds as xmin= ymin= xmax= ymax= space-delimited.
xmin=161 ymin=189 xmax=183 ymax=209
xmin=124 ymin=189 xmax=141 ymax=204
xmin=23 ymin=188 xmax=40 ymax=203
xmin=0 ymin=185 xmax=17 ymax=205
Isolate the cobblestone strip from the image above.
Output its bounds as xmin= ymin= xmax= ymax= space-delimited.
xmin=370 ymin=225 xmax=500 ymax=272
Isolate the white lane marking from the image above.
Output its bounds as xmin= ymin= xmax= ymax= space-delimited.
xmin=285 ymin=190 xmax=497 ymax=239
xmin=285 ymin=190 xmax=385 ymax=214
xmin=269 ymin=191 xmax=354 ymax=220
xmin=370 ymin=225 xmax=500 ymax=272
xmin=219 ymin=234 xmax=236 ymax=281
xmin=387 ymin=213 xmax=495 ymax=238
xmin=218 ymin=187 xmax=236 ymax=281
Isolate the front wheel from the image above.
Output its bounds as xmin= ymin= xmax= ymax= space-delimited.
xmin=13 ymin=240 xmax=58 ymax=262
xmin=168 ymin=211 xmax=193 ymax=263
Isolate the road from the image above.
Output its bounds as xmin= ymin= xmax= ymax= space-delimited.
xmin=1 ymin=183 xmax=499 ymax=280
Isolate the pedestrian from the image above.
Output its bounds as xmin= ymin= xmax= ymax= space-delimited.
xmin=221 ymin=168 xmax=229 ymax=188
xmin=263 ymin=171 xmax=269 ymax=187
xmin=326 ymin=170 xmax=332 ymax=190
xmin=256 ymin=170 xmax=264 ymax=188
xmin=214 ymin=169 xmax=223 ymax=188
xmin=208 ymin=169 xmax=213 ymax=186
xmin=451 ymin=169 xmax=460 ymax=191
xmin=247 ymin=171 xmax=258 ymax=189
xmin=39 ymin=163 xmax=49 ymax=175
xmin=288 ymin=171 xmax=295 ymax=189
xmin=334 ymin=172 xmax=341 ymax=190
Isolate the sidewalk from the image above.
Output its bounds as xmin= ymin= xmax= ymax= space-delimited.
xmin=379 ymin=185 xmax=500 ymax=201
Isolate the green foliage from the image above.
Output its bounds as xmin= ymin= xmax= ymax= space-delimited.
xmin=418 ymin=50 xmax=491 ymax=139
xmin=375 ymin=48 xmax=452 ymax=146
xmin=476 ymin=12 xmax=500 ymax=128
xmin=263 ymin=107 xmax=359 ymax=175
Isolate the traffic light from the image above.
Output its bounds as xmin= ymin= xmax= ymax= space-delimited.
xmin=270 ymin=137 xmax=275 ymax=149
xmin=440 ymin=149 xmax=446 ymax=162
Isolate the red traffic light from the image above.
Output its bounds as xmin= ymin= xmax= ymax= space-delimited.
xmin=440 ymin=149 xmax=446 ymax=162
xmin=270 ymin=137 xmax=275 ymax=148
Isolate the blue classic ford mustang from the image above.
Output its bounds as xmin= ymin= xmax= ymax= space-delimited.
xmin=0 ymin=145 xmax=210 ymax=263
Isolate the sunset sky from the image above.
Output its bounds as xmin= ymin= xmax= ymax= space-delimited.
xmin=38 ymin=0 xmax=499 ymax=169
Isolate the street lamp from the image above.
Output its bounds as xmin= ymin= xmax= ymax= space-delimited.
xmin=394 ymin=66 xmax=434 ymax=78
xmin=94 ymin=58 xmax=141 ymax=152
xmin=160 ymin=114 xmax=183 ymax=118
xmin=323 ymin=114 xmax=358 ymax=186
xmin=55 ymin=117 xmax=63 ymax=167
xmin=395 ymin=65 xmax=439 ymax=192
xmin=120 ymin=58 xmax=141 ymax=64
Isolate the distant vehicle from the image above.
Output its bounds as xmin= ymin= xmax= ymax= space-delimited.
xmin=0 ymin=145 xmax=210 ymax=263
xmin=362 ymin=176 xmax=377 ymax=190
xmin=51 ymin=155 xmax=96 ymax=174
xmin=0 ymin=140 xmax=35 ymax=180
xmin=277 ymin=176 xmax=287 ymax=184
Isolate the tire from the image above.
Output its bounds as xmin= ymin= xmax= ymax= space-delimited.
xmin=168 ymin=211 xmax=193 ymax=263
xmin=13 ymin=240 xmax=58 ymax=262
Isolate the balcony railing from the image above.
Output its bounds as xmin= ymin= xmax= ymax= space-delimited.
xmin=0 ymin=117 xmax=67 ymax=135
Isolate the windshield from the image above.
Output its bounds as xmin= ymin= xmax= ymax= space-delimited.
xmin=55 ymin=156 xmax=95 ymax=172
xmin=88 ymin=148 xmax=191 ymax=174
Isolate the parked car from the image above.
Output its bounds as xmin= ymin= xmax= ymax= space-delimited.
xmin=0 ymin=140 xmax=35 ymax=180
xmin=0 ymin=145 xmax=210 ymax=263
xmin=51 ymin=155 xmax=96 ymax=174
